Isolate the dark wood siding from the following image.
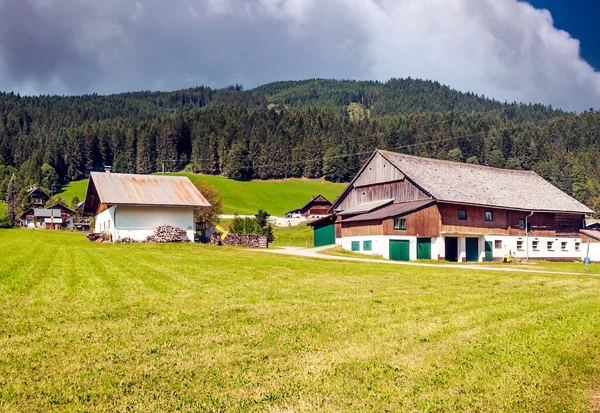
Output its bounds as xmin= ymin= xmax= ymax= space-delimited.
xmin=341 ymin=204 xmax=441 ymax=237
xmin=439 ymin=203 xmax=582 ymax=236
xmin=554 ymin=214 xmax=585 ymax=236
xmin=337 ymin=180 xmax=430 ymax=212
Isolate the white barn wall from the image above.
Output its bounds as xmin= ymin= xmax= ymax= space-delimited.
xmin=339 ymin=233 xmax=583 ymax=262
xmin=113 ymin=206 xmax=195 ymax=242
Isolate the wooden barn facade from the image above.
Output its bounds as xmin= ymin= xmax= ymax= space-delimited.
xmin=311 ymin=150 xmax=594 ymax=261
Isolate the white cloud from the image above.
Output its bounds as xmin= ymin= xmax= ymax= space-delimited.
xmin=0 ymin=0 xmax=599 ymax=111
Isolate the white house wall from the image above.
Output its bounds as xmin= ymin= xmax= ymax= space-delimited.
xmin=95 ymin=206 xmax=117 ymax=240
xmin=112 ymin=206 xmax=195 ymax=242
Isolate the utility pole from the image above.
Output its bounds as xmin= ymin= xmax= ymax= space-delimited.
xmin=586 ymin=239 xmax=591 ymax=272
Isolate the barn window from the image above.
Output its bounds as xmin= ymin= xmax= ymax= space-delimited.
xmin=517 ymin=240 xmax=524 ymax=251
xmin=575 ymin=242 xmax=580 ymax=251
xmin=393 ymin=218 xmax=406 ymax=230
xmin=532 ymin=240 xmax=539 ymax=251
xmin=351 ymin=241 xmax=360 ymax=251
xmin=494 ymin=240 xmax=502 ymax=249
xmin=561 ymin=242 xmax=568 ymax=251
xmin=363 ymin=240 xmax=372 ymax=251
xmin=547 ymin=241 xmax=554 ymax=251
xmin=458 ymin=209 xmax=467 ymax=220
xmin=485 ymin=211 xmax=493 ymax=221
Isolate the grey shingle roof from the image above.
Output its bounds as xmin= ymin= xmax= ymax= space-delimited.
xmin=379 ymin=150 xmax=594 ymax=215
xmin=89 ymin=172 xmax=211 ymax=207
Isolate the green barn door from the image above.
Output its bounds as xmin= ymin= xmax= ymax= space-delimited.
xmin=466 ymin=238 xmax=479 ymax=262
xmin=417 ymin=238 xmax=431 ymax=260
xmin=485 ymin=241 xmax=493 ymax=262
xmin=314 ymin=224 xmax=335 ymax=247
xmin=389 ymin=240 xmax=410 ymax=261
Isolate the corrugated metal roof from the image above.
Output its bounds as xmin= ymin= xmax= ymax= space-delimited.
xmin=338 ymin=199 xmax=394 ymax=216
xmin=90 ymin=172 xmax=211 ymax=207
xmin=342 ymin=200 xmax=435 ymax=223
xmin=379 ymin=150 xmax=594 ymax=214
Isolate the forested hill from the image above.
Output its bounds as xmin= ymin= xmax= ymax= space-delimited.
xmin=1 ymin=77 xmax=599 ymax=217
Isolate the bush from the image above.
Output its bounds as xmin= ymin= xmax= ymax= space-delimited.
xmin=0 ymin=216 xmax=13 ymax=229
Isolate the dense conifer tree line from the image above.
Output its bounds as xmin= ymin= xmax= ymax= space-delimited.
xmin=1 ymin=78 xmax=599 ymax=215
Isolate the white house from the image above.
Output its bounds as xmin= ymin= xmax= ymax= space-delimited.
xmin=82 ymin=171 xmax=210 ymax=242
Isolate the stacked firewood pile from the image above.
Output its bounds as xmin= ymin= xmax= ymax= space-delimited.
xmin=210 ymin=233 xmax=268 ymax=248
xmin=120 ymin=237 xmax=136 ymax=244
xmin=145 ymin=225 xmax=190 ymax=243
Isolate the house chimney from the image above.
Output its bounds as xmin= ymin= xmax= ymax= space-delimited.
xmin=104 ymin=165 xmax=112 ymax=173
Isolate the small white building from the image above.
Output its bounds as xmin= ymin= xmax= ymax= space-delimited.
xmin=82 ymin=171 xmax=210 ymax=242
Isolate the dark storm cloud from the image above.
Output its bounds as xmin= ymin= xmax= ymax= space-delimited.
xmin=0 ymin=0 xmax=599 ymax=111
xmin=0 ymin=0 xmax=101 ymax=92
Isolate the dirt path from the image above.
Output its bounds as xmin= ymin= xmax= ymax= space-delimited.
xmin=258 ymin=246 xmax=600 ymax=277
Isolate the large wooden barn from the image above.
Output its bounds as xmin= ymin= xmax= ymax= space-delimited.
xmin=82 ymin=171 xmax=210 ymax=242
xmin=311 ymin=150 xmax=594 ymax=261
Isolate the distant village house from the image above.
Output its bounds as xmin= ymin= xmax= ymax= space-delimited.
xmin=25 ymin=187 xmax=50 ymax=207
xmin=286 ymin=195 xmax=332 ymax=219
xmin=20 ymin=203 xmax=76 ymax=230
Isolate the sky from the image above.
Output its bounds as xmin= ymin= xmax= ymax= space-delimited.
xmin=0 ymin=0 xmax=599 ymax=112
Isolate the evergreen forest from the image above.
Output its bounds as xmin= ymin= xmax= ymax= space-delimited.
xmin=1 ymin=78 xmax=600 ymax=216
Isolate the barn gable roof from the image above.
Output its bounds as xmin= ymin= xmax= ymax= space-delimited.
xmin=364 ymin=150 xmax=593 ymax=215
xmin=86 ymin=172 xmax=210 ymax=209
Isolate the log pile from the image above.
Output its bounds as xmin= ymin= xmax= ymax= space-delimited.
xmin=145 ymin=225 xmax=190 ymax=243
xmin=120 ymin=237 xmax=136 ymax=244
xmin=210 ymin=233 xmax=268 ymax=248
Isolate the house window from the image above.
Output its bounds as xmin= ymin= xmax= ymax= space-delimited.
xmin=351 ymin=241 xmax=360 ymax=251
xmin=485 ymin=211 xmax=494 ymax=221
xmin=575 ymin=242 xmax=580 ymax=252
xmin=393 ymin=218 xmax=406 ymax=230
xmin=363 ymin=240 xmax=372 ymax=251
xmin=458 ymin=209 xmax=467 ymax=220
xmin=532 ymin=240 xmax=539 ymax=251
xmin=517 ymin=240 xmax=524 ymax=251
xmin=518 ymin=218 xmax=525 ymax=230
xmin=494 ymin=240 xmax=502 ymax=249
xmin=561 ymin=242 xmax=568 ymax=251
xmin=547 ymin=241 xmax=554 ymax=251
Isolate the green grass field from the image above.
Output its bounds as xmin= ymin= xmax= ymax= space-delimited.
xmin=56 ymin=179 xmax=88 ymax=205
xmin=59 ymin=175 xmax=345 ymax=216
xmin=0 ymin=229 xmax=599 ymax=412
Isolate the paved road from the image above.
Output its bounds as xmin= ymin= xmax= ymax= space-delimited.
xmin=258 ymin=246 xmax=598 ymax=277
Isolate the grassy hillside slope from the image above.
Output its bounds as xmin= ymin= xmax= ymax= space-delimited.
xmin=0 ymin=229 xmax=599 ymax=411
xmin=61 ymin=175 xmax=345 ymax=216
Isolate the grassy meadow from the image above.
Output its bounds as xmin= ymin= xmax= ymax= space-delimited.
xmin=0 ymin=229 xmax=599 ymax=412
xmin=59 ymin=174 xmax=345 ymax=216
